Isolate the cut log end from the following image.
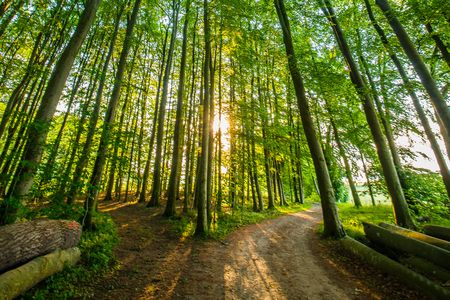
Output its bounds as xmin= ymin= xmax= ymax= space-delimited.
xmin=0 ymin=219 xmax=82 ymax=273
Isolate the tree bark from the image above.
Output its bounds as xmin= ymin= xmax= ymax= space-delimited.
xmin=320 ymin=0 xmax=415 ymax=229
xmin=149 ymin=0 xmax=180 ymax=207
xmin=424 ymin=225 xmax=450 ymax=242
xmin=0 ymin=0 xmax=101 ymax=225
xmin=379 ymin=222 xmax=450 ymax=252
xmin=0 ymin=248 xmax=81 ymax=300
xmin=425 ymin=23 xmax=450 ymax=69
xmin=0 ymin=219 xmax=81 ymax=272
xmin=165 ymin=0 xmax=192 ymax=217
xmin=341 ymin=236 xmax=450 ymax=299
xmin=84 ymin=0 xmax=141 ymax=230
xmin=274 ymin=0 xmax=345 ymax=238
xmin=364 ymin=0 xmax=450 ymax=198
xmin=375 ymin=0 xmax=450 ymax=141
xmin=329 ymin=116 xmax=362 ymax=207
xmin=138 ymin=27 xmax=170 ymax=203
xmin=363 ymin=222 xmax=450 ymax=270
xmin=66 ymin=6 xmax=124 ymax=204
xmin=194 ymin=0 xmax=211 ymax=236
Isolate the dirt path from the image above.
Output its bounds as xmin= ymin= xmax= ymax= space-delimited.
xmin=89 ymin=202 xmax=422 ymax=300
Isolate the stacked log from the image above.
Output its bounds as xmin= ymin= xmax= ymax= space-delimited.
xmin=355 ymin=222 xmax=450 ymax=298
xmin=340 ymin=237 xmax=450 ymax=299
xmin=0 ymin=248 xmax=81 ymax=300
xmin=379 ymin=222 xmax=450 ymax=251
xmin=0 ymin=219 xmax=82 ymax=273
xmin=424 ymin=225 xmax=450 ymax=242
xmin=362 ymin=222 xmax=450 ymax=270
xmin=0 ymin=219 xmax=82 ymax=299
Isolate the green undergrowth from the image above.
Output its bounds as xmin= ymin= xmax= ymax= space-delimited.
xmin=22 ymin=212 xmax=118 ymax=299
xmin=331 ymin=201 xmax=450 ymax=242
xmin=168 ymin=201 xmax=312 ymax=240
xmin=336 ymin=203 xmax=395 ymax=241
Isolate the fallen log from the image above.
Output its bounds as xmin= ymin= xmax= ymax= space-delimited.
xmin=379 ymin=222 xmax=450 ymax=251
xmin=363 ymin=222 xmax=450 ymax=270
xmin=400 ymin=256 xmax=450 ymax=283
xmin=340 ymin=236 xmax=450 ymax=299
xmin=0 ymin=219 xmax=81 ymax=273
xmin=0 ymin=247 xmax=81 ymax=300
xmin=424 ymin=225 xmax=450 ymax=242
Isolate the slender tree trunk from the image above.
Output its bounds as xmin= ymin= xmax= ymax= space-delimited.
xmin=206 ymin=32 xmax=217 ymax=225
xmin=329 ymin=116 xmax=362 ymax=207
xmin=83 ymin=0 xmax=141 ymax=230
xmin=138 ymin=28 xmax=169 ymax=203
xmin=148 ymin=1 xmax=180 ymax=207
xmin=425 ymin=23 xmax=450 ymax=68
xmin=183 ymin=12 xmax=199 ymax=212
xmin=275 ymin=0 xmax=345 ymax=237
xmin=364 ymin=0 xmax=450 ymax=198
xmin=0 ymin=0 xmax=23 ymax=37
xmin=165 ymin=0 xmax=192 ymax=217
xmin=375 ymin=0 xmax=450 ymax=140
xmin=320 ymin=0 xmax=414 ymax=229
xmin=65 ymin=8 xmax=123 ymax=204
xmin=256 ymin=75 xmax=275 ymax=209
xmin=360 ymin=149 xmax=376 ymax=206
xmin=194 ymin=0 xmax=211 ymax=236
xmin=125 ymin=91 xmax=141 ymax=202
xmin=228 ymin=63 xmax=237 ymax=209
xmin=0 ymin=0 xmax=101 ymax=225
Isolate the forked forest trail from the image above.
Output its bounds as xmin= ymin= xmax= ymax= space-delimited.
xmin=88 ymin=202 xmax=422 ymax=300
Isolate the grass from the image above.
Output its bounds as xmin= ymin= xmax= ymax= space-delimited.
xmin=22 ymin=212 xmax=119 ymax=299
xmin=334 ymin=202 xmax=450 ymax=241
xmin=168 ymin=201 xmax=312 ymax=240
xmin=335 ymin=203 xmax=395 ymax=241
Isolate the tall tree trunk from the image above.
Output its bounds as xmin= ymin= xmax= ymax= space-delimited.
xmin=329 ymin=116 xmax=362 ymax=207
xmin=0 ymin=0 xmax=101 ymax=225
xmin=83 ymin=0 xmax=141 ymax=230
xmin=38 ymin=44 xmax=94 ymax=190
xmin=207 ymin=28 xmax=218 ymax=224
xmin=65 ymin=7 xmax=123 ymax=204
xmin=425 ymin=23 xmax=450 ymax=68
xmin=364 ymin=0 xmax=450 ymax=198
xmin=274 ymin=0 xmax=345 ymax=237
xmin=320 ymin=0 xmax=415 ymax=229
xmin=165 ymin=0 xmax=192 ymax=217
xmin=375 ymin=0 xmax=450 ymax=141
xmin=148 ymin=1 xmax=180 ymax=207
xmin=359 ymin=149 xmax=376 ymax=206
xmin=125 ymin=91 xmax=141 ymax=202
xmin=183 ymin=11 xmax=199 ymax=212
xmin=194 ymin=0 xmax=211 ymax=236
xmin=0 ymin=0 xmax=24 ymax=37
xmin=138 ymin=27 xmax=169 ymax=203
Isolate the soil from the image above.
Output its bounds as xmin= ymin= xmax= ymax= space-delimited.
xmin=87 ymin=202 xmax=424 ymax=299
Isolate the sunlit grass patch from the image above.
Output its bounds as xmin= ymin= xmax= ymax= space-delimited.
xmin=23 ymin=213 xmax=119 ymax=299
xmin=336 ymin=203 xmax=395 ymax=241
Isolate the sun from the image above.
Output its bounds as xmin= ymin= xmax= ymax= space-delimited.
xmin=213 ymin=114 xmax=231 ymax=152
xmin=213 ymin=114 xmax=230 ymax=134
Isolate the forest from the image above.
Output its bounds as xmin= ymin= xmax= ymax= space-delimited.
xmin=0 ymin=0 xmax=449 ymax=298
